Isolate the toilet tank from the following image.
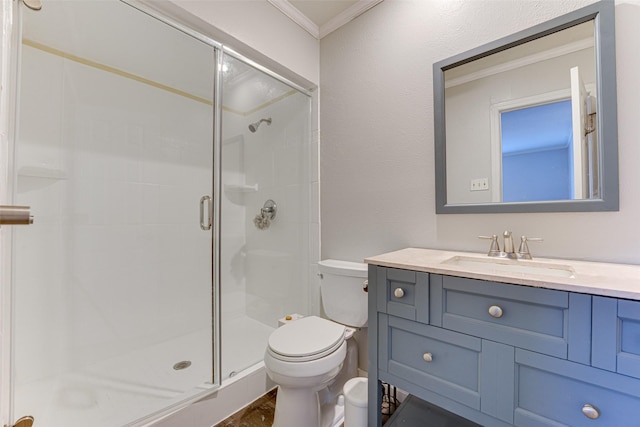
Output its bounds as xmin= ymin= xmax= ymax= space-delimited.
xmin=318 ymin=259 xmax=368 ymax=327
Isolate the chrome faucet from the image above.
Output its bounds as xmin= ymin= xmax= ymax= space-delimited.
xmin=479 ymin=230 xmax=542 ymax=259
xmin=502 ymin=230 xmax=515 ymax=257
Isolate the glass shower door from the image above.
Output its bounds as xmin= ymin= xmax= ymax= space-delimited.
xmin=10 ymin=1 xmax=217 ymax=426
xmin=219 ymin=53 xmax=312 ymax=379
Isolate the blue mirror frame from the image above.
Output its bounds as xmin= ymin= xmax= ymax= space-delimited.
xmin=434 ymin=0 xmax=618 ymax=214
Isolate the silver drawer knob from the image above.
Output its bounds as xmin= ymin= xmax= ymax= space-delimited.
xmin=488 ymin=305 xmax=503 ymax=318
xmin=423 ymin=352 xmax=433 ymax=363
xmin=394 ymin=288 xmax=405 ymax=298
xmin=582 ymin=404 xmax=600 ymax=419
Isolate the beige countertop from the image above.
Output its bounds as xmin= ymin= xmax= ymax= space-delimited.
xmin=365 ymin=248 xmax=640 ymax=301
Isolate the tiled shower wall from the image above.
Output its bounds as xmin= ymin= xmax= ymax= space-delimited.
xmin=221 ymin=89 xmax=314 ymax=327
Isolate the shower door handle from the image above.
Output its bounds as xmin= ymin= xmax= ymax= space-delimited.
xmin=199 ymin=196 xmax=212 ymax=230
xmin=0 ymin=205 xmax=34 ymax=225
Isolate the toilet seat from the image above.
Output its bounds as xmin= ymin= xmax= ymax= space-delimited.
xmin=268 ymin=316 xmax=345 ymax=362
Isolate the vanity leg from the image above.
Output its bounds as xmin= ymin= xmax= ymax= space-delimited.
xmin=368 ymin=378 xmax=383 ymax=426
xmin=368 ymin=265 xmax=383 ymax=426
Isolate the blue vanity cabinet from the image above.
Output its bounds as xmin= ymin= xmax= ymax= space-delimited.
xmin=592 ymin=297 xmax=640 ymax=379
xmin=368 ymin=265 xmax=640 ymax=427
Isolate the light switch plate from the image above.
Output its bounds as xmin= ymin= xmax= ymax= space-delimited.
xmin=470 ymin=178 xmax=489 ymax=191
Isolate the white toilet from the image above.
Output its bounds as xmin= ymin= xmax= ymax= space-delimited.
xmin=264 ymin=259 xmax=368 ymax=427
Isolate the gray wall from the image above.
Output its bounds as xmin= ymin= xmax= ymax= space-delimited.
xmin=320 ymin=0 xmax=640 ymax=265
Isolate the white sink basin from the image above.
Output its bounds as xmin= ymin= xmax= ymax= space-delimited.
xmin=441 ymin=256 xmax=575 ymax=278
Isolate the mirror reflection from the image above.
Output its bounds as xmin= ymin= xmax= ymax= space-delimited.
xmin=444 ymin=21 xmax=596 ymax=205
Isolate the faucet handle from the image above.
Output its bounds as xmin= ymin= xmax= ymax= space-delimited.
xmin=517 ymin=236 xmax=543 ymax=260
xmin=478 ymin=235 xmax=501 ymax=257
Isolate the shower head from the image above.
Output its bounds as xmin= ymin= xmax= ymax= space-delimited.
xmin=248 ymin=118 xmax=272 ymax=133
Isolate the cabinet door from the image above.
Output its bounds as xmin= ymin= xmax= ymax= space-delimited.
xmin=515 ymin=349 xmax=640 ymax=427
xmin=592 ymin=296 xmax=640 ymax=379
xmin=380 ymin=314 xmax=481 ymax=410
xmin=375 ymin=266 xmax=429 ymax=323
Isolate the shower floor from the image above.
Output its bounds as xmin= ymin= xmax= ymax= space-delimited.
xmin=221 ymin=315 xmax=275 ymax=379
xmin=14 ymin=315 xmax=274 ymax=427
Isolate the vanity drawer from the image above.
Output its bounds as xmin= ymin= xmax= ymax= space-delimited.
xmin=515 ymin=348 xmax=640 ymax=427
xmin=375 ymin=266 xmax=429 ymax=323
xmin=592 ymin=297 xmax=640 ymax=379
xmin=379 ymin=314 xmax=482 ymax=410
xmin=433 ymin=275 xmax=591 ymax=359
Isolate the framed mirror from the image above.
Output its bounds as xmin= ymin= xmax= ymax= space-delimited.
xmin=434 ymin=0 xmax=618 ymax=214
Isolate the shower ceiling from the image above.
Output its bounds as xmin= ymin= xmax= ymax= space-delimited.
xmin=222 ymin=55 xmax=294 ymax=115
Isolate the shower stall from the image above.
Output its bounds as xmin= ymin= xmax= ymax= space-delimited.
xmin=0 ymin=1 xmax=313 ymax=426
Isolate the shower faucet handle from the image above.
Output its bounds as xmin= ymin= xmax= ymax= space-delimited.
xmin=261 ymin=199 xmax=277 ymax=220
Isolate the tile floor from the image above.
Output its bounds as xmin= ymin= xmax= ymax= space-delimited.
xmin=213 ymin=389 xmax=277 ymax=427
xmin=213 ymin=389 xmax=349 ymax=427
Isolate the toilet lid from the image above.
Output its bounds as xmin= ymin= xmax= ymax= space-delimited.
xmin=268 ymin=316 xmax=345 ymax=362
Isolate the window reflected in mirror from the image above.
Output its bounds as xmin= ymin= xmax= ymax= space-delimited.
xmin=501 ymin=100 xmax=573 ymax=202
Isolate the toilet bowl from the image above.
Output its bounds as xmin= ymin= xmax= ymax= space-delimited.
xmin=264 ymin=316 xmax=347 ymax=427
xmin=264 ymin=259 xmax=368 ymax=427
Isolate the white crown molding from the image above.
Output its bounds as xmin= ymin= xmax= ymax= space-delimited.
xmin=267 ymin=0 xmax=320 ymax=39
xmin=319 ymin=0 xmax=383 ymax=39
xmin=267 ymin=0 xmax=384 ymax=40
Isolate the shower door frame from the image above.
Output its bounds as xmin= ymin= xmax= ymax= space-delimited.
xmin=1 ymin=0 xmax=22 ymax=424
xmin=121 ymin=0 xmax=225 ymax=396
